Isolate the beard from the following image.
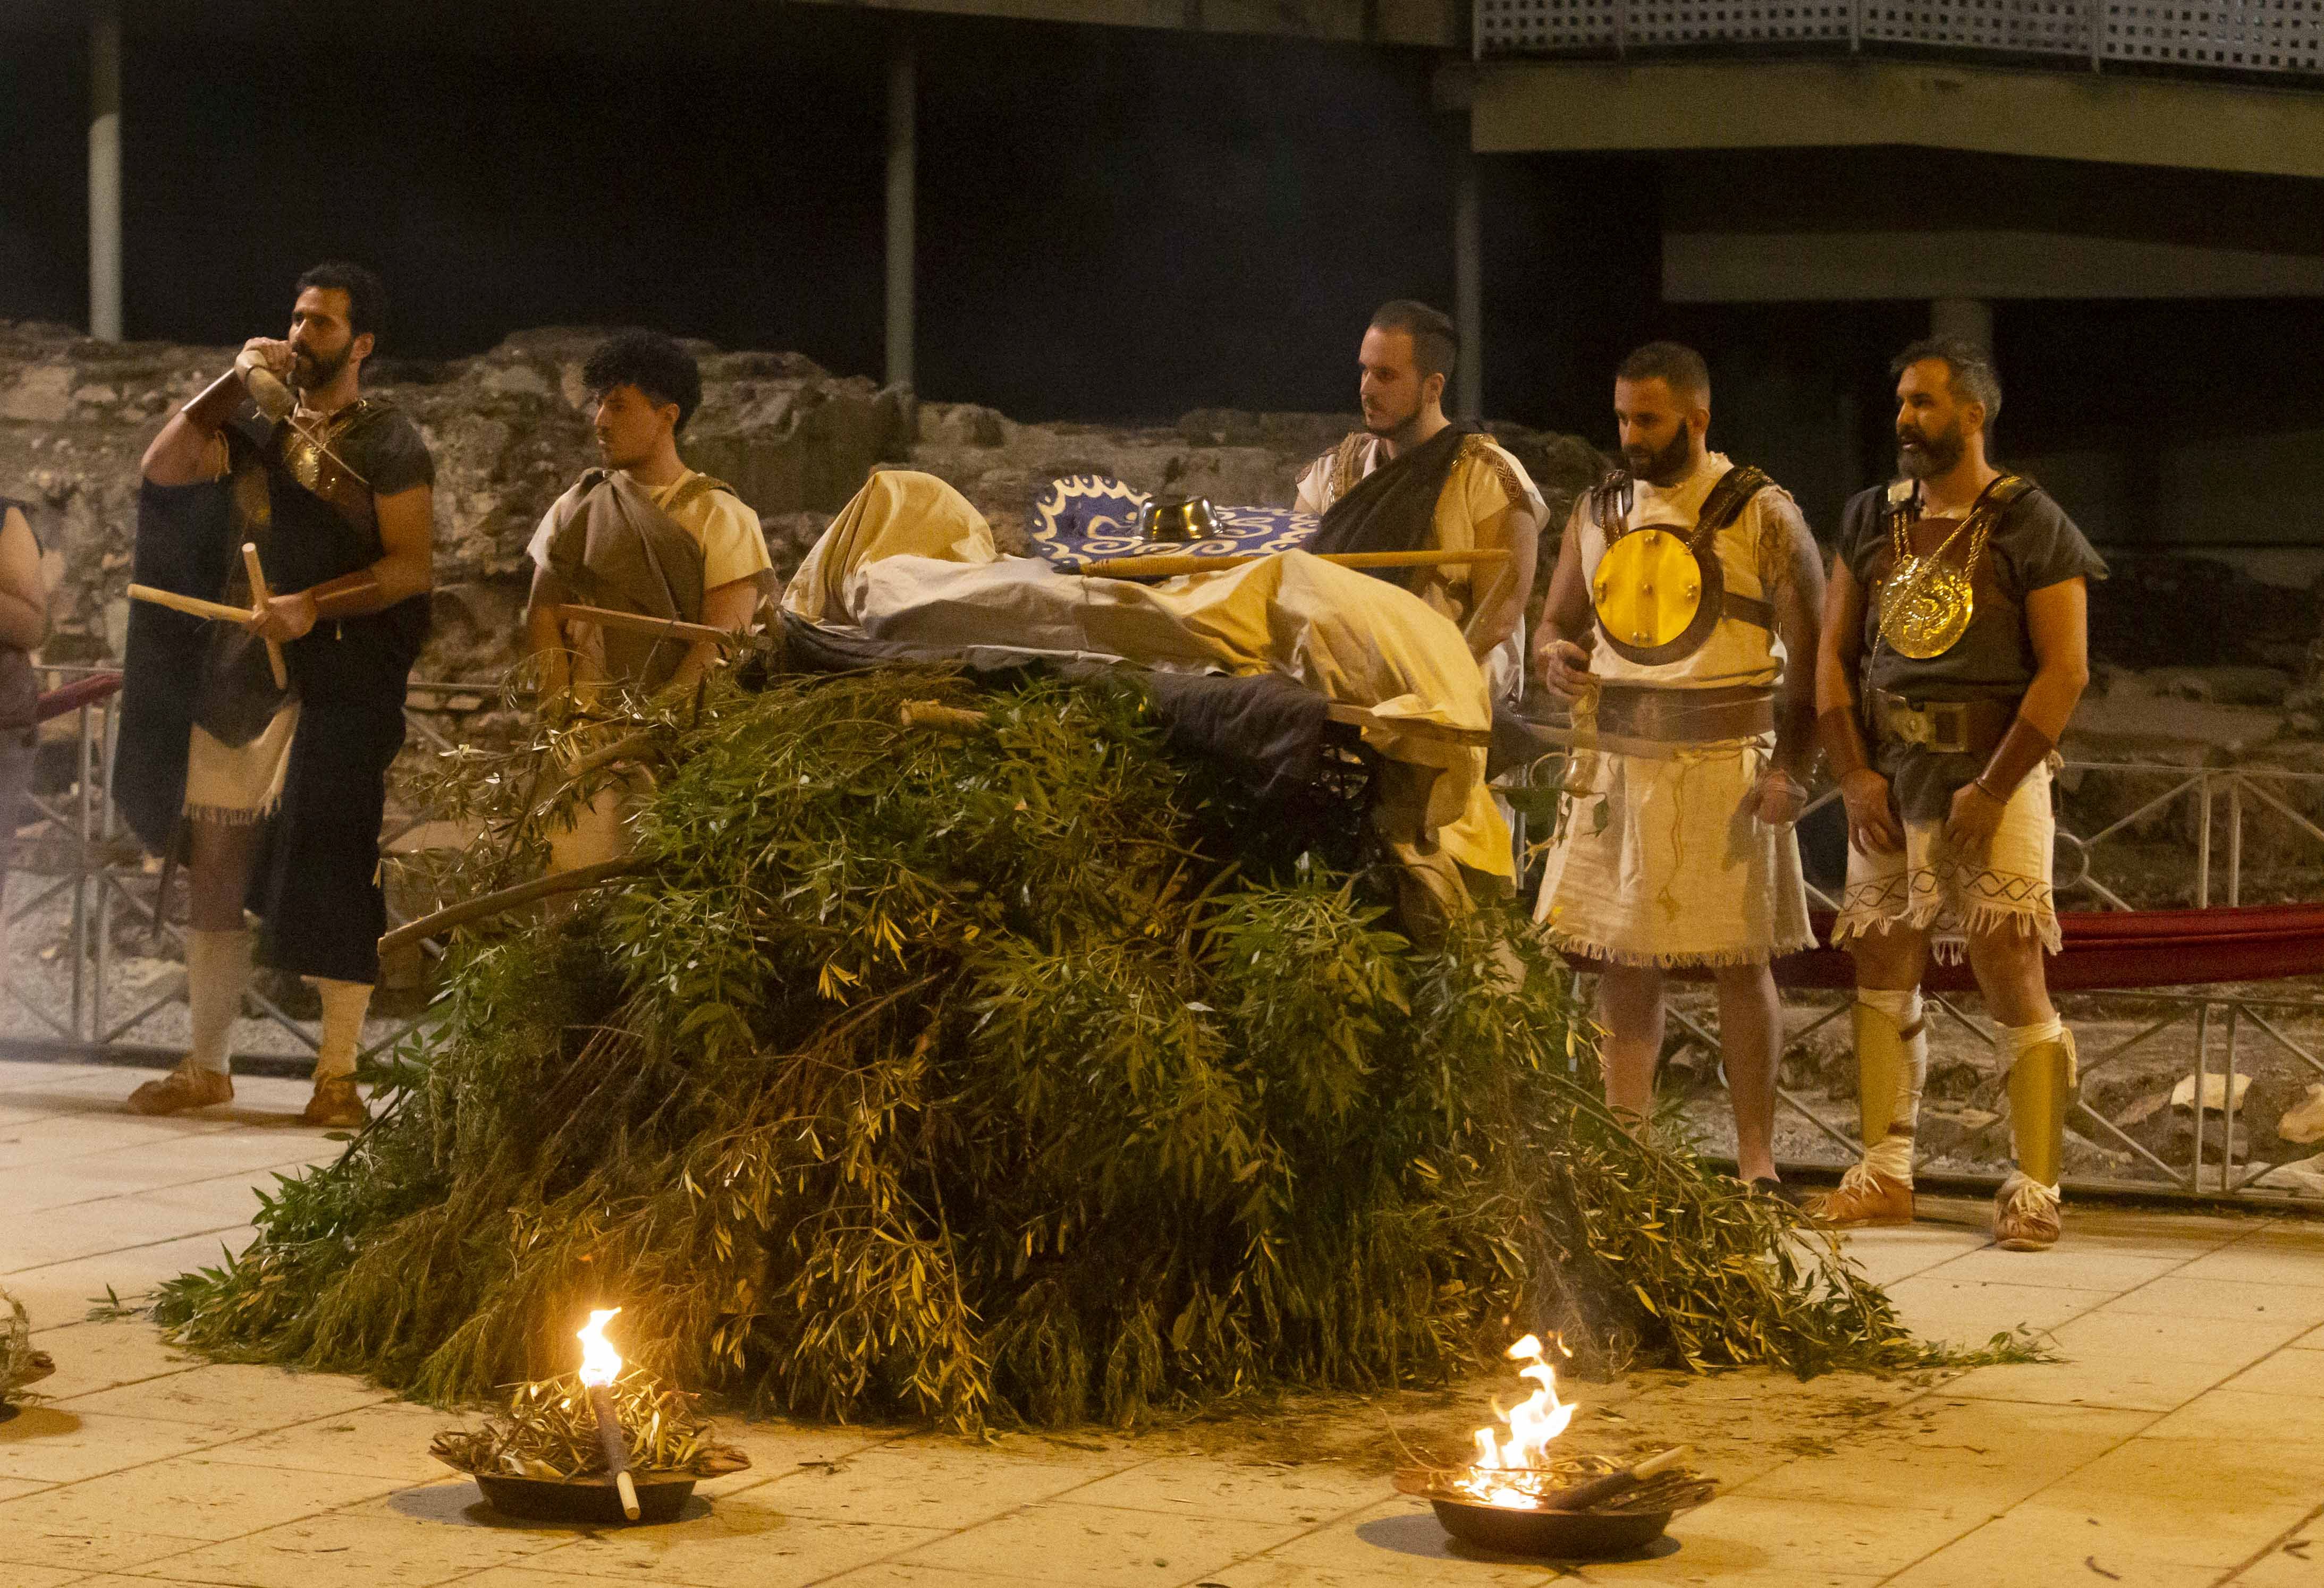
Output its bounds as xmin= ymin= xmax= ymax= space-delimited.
xmin=292 ymin=341 xmax=352 ymax=392
xmin=1897 ymin=419 xmax=1965 ymax=479
xmin=1363 ymin=393 xmax=1422 ymax=441
xmin=1624 ymin=429 xmax=1693 ymax=487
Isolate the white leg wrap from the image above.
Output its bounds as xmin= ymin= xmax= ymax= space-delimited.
xmin=313 ymin=978 xmax=374 ymax=1083
xmin=185 ymin=929 xmax=253 ymax=1076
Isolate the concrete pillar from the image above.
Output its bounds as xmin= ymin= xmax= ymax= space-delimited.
xmin=1452 ymin=152 xmax=1482 ymax=420
xmin=1930 ymin=296 xmax=1991 ymax=351
xmin=884 ymin=34 xmax=916 ymax=402
xmin=88 ymin=0 xmax=123 ymax=342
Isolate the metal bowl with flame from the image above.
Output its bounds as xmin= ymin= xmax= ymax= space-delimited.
xmin=1394 ymin=1456 xmax=1714 ymax=1559
xmin=1400 ymin=1334 xmax=1715 ymax=1559
xmin=475 ymin=1470 xmax=698 ymax=1525
xmin=1133 ymin=494 xmax=1218 ymax=543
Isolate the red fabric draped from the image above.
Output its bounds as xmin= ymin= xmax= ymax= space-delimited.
xmin=33 ymin=672 xmax=122 ymax=723
xmin=1563 ymin=905 xmax=2324 ymax=991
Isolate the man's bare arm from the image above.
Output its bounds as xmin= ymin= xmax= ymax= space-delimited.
xmin=1529 ymin=502 xmax=1595 ymax=701
xmin=1941 ymin=576 xmax=2089 ymax=853
xmin=1814 ymin=556 xmax=1867 ymax=721
xmin=1759 ymin=495 xmax=1826 ymax=784
xmin=143 ymin=338 xmax=293 ymax=486
xmin=248 ymin=483 xmax=435 ymax=642
xmin=664 ymin=577 xmax=760 ymax=695
xmin=2015 ymin=579 xmax=2091 ymax=742
xmin=522 ymin=563 xmax=574 ymax=699
xmin=1817 ymin=555 xmax=1902 ymax=854
xmin=1464 ymin=501 xmax=1539 ymax=659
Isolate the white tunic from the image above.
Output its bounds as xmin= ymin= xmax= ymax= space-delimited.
xmin=1533 ymin=452 xmax=1813 ymax=967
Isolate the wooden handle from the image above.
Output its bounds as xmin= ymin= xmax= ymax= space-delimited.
xmin=241 ymin=543 xmax=289 ymax=690
xmin=1629 ymin=1446 xmax=1691 ymax=1478
xmin=552 ymin=602 xmax=747 ymax=648
xmin=1073 ymin=547 xmax=1512 ymax=580
xmin=128 ymin=584 xmax=253 ymax=624
xmin=1540 ymin=1446 xmax=1692 ymax=1513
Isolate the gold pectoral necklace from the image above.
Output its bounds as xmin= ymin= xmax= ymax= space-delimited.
xmin=1877 ymin=477 xmax=2006 ymax=660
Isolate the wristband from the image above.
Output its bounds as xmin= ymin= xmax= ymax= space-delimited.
xmin=1974 ymin=718 xmax=2055 ymax=803
xmin=305 ymin=572 xmax=388 ymax=621
xmin=180 ymin=369 xmax=248 ymax=432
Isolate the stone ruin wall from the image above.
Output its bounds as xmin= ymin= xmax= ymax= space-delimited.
xmin=11 ymin=316 xmax=2324 ymax=862
xmin=0 ymin=320 xmax=1605 ymax=689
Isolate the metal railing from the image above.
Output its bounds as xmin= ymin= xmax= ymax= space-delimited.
xmin=15 ymin=673 xmax=2324 ymax=1204
xmin=1475 ymin=0 xmax=2324 ymax=80
xmin=1639 ymin=762 xmax=2324 ymax=1205
xmin=2 ymin=664 xmax=479 ymax=1077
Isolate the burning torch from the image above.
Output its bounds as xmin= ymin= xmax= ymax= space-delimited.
xmin=576 ymin=1308 xmax=641 ymax=1522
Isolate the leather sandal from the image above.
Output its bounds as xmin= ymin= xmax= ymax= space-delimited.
xmin=124 ymin=1062 xmax=234 ymax=1116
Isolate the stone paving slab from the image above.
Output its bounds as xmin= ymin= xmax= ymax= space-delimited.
xmin=2 ymin=1068 xmax=2321 ymax=1586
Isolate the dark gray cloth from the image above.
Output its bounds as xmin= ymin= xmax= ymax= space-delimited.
xmin=1838 ymin=478 xmax=2108 ymax=701
xmin=1838 ymin=478 xmax=2106 ymax=821
xmin=117 ymin=404 xmax=434 ymax=986
xmin=777 ymin=613 xmax=1332 ymax=802
xmin=316 ymin=404 xmax=436 ymax=498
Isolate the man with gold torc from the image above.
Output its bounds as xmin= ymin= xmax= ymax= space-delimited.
xmin=1293 ymin=300 xmax=1543 ymax=698
xmin=1532 ymin=343 xmax=1823 ymax=1194
xmin=116 ymin=262 xmax=435 ymax=1128
xmin=1814 ymin=338 xmax=2104 ymax=1251
xmin=523 ymin=331 xmax=771 ymax=873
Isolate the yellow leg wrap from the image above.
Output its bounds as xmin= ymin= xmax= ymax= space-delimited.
xmin=2006 ymin=1030 xmax=2077 ymax=1187
xmin=1852 ymin=999 xmax=1925 ymax=1149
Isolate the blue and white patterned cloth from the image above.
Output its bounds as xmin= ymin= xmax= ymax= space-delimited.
xmin=1027 ymin=475 xmax=1317 ymax=571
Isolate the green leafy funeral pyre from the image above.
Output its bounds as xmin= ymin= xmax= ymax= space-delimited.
xmin=156 ymin=667 xmax=1938 ymax=1428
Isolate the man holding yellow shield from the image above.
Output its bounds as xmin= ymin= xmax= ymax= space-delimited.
xmin=1533 ymin=343 xmax=1824 ymax=1196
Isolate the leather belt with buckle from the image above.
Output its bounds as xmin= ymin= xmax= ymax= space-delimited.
xmin=1871 ymin=690 xmax=2014 ymax=757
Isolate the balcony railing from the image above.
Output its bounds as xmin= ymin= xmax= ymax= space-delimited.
xmin=1474 ymin=0 xmax=2324 ymax=81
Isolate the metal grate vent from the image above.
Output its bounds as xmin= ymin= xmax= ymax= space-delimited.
xmin=2102 ymin=0 xmax=2324 ymax=71
xmin=1475 ymin=0 xmax=2324 ymax=72
xmin=1475 ymin=0 xmax=1624 ymax=50
xmin=1627 ymin=2 xmax=1854 ymax=44
xmin=1860 ymin=0 xmax=2092 ymax=53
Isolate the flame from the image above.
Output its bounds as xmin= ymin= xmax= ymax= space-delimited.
xmin=576 ymin=1307 xmax=624 ymax=1388
xmin=1457 ymin=1333 xmax=1576 ymax=1509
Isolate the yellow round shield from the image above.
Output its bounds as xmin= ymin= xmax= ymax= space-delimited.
xmin=1592 ymin=529 xmax=1712 ymax=663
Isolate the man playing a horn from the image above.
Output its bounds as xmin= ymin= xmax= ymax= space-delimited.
xmin=1815 ymin=338 xmax=2104 ymax=1250
xmin=119 ymin=261 xmax=435 ymax=1128
xmin=1292 ymin=300 xmax=1544 ymax=698
xmin=1532 ymin=343 xmax=1823 ymax=1196
xmin=522 ymin=331 xmax=771 ymax=873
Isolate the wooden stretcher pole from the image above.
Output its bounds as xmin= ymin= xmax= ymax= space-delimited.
xmin=551 ymin=602 xmax=753 ymax=649
xmin=128 ymin=584 xmax=257 ymax=624
xmin=1071 ymin=547 xmax=1511 ymax=580
xmin=240 ymin=542 xmax=290 ymax=690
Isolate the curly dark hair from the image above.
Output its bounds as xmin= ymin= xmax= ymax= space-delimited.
xmin=583 ymin=330 xmax=704 ymax=432
xmin=294 ymin=261 xmax=386 ymax=339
